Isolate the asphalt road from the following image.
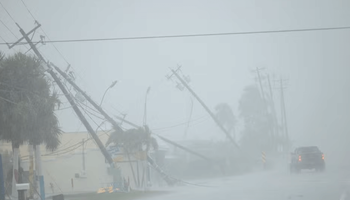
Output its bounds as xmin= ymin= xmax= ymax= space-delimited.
xmin=141 ymin=164 xmax=350 ymax=200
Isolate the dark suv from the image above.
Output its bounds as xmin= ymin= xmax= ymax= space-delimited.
xmin=290 ymin=146 xmax=325 ymax=173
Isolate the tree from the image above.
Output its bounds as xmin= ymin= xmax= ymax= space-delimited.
xmin=215 ymin=103 xmax=237 ymax=140
xmin=106 ymin=125 xmax=158 ymax=153
xmin=238 ymin=85 xmax=273 ymax=154
xmin=0 ymin=52 xmax=62 ymax=195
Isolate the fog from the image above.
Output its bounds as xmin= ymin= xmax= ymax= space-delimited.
xmin=1 ymin=0 xmax=350 ymax=199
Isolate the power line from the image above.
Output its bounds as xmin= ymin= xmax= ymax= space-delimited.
xmin=19 ymin=0 xmax=71 ymax=65
xmin=0 ymin=2 xmax=16 ymax=23
xmin=19 ymin=0 xmax=36 ymax=21
xmin=153 ymin=116 xmax=209 ymax=132
xmin=0 ymin=34 xmax=6 ymax=43
xmin=0 ymin=19 xmax=18 ymax=39
xmin=0 ymin=96 xmax=18 ymax=105
xmin=1 ymin=25 xmax=350 ymax=46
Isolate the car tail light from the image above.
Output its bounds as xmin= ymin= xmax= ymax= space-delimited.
xmin=298 ymin=155 xmax=302 ymax=162
xmin=322 ymin=154 xmax=324 ymax=160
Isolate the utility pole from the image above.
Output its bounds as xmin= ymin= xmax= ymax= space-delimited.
xmin=274 ymin=78 xmax=289 ymax=152
xmin=54 ymin=61 xmax=219 ymax=183
xmin=114 ymin=115 xmax=215 ymax=163
xmin=267 ymin=74 xmax=279 ymax=152
xmin=12 ymin=23 xmax=115 ymax=167
xmin=52 ymin=60 xmax=177 ymax=186
xmin=12 ymin=23 xmax=123 ymax=194
xmin=52 ymin=63 xmax=124 ymax=133
xmin=82 ymin=139 xmax=86 ymax=174
xmin=28 ymin=145 xmax=34 ymax=199
xmin=255 ymin=67 xmax=266 ymax=100
xmin=280 ymin=78 xmax=289 ymax=143
xmin=252 ymin=68 xmax=276 ymax=152
xmin=168 ymin=68 xmax=239 ymax=149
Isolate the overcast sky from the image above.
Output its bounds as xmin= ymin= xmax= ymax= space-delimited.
xmin=1 ymin=0 xmax=350 ymax=153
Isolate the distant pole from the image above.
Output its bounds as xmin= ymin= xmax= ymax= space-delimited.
xmin=267 ymin=75 xmax=279 ymax=151
xmin=34 ymin=146 xmax=45 ymax=200
xmin=267 ymin=75 xmax=274 ymax=100
xmin=262 ymin=151 xmax=266 ymax=170
xmin=143 ymin=87 xmax=151 ymax=126
xmin=170 ymin=68 xmax=239 ymax=149
xmin=254 ymin=68 xmax=275 ymax=152
xmin=280 ymin=79 xmax=289 ymax=144
xmin=82 ymin=139 xmax=85 ymax=172
xmin=28 ymin=145 xmax=34 ymax=198
xmin=0 ymin=155 xmax=5 ymax=200
xmin=255 ymin=67 xmax=266 ymax=100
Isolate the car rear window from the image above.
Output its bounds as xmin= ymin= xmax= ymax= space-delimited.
xmin=298 ymin=146 xmax=320 ymax=153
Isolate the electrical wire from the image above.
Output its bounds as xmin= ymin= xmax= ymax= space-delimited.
xmin=1 ymin=25 xmax=350 ymax=46
xmin=0 ymin=35 xmax=6 ymax=43
xmin=152 ymin=115 xmax=208 ymax=131
xmin=19 ymin=0 xmax=36 ymax=21
xmin=19 ymin=0 xmax=71 ymax=66
xmin=0 ymin=2 xmax=16 ymax=23
xmin=0 ymin=81 xmax=61 ymax=105
xmin=0 ymin=19 xmax=18 ymax=40
xmin=79 ymin=103 xmax=110 ymax=137
xmin=183 ymin=97 xmax=194 ymax=138
xmin=81 ymin=105 xmax=106 ymax=121
xmin=0 ymin=96 xmax=18 ymax=105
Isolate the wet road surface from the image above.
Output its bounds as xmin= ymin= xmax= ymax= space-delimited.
xmin=142 ymin=165 xmax=350 ymax=200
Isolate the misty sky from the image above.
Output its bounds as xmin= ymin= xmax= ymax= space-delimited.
xmin=1 ymin=0 xmax=350 ymax=153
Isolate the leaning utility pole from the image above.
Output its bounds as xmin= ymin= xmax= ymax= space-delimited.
xmin=55 ymin=63 xmax=219 ymax=166
xmin=11 ymin=23 xmax=115 ymax=166
xmin=253 ymin=68 xmax=278 ymax=152
xmin=114 ymin=115 xmax=215 ymax=163
xmin=52 ymin=59 xmax=178 ymax=186
xmin=9 ymin=23 xmax=118 ymax=199
xmin=169 ymin=68 xmax=239 ymax=149
xmin=280 ymin=78 xmax=289 ymax=143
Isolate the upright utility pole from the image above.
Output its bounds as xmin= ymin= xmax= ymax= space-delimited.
xmin=12 ymin=24 xmax=115 ymax=167
xmin=253 ymin=68 xmax=278 ymax=152
xmin=82 ymin=139 xmax=86 ymax=173
xmin=267 ymin=75 xmax=279 ymax=151
xmin=169 ymin=68 xmax=239 ymax=149
xmin=255 ymin=67 xmax=266 ymax=101
xmin=280 ymin=79 xmax=289 ymax=142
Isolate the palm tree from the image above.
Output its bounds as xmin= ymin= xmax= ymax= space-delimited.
xmin=215 ymin=103 xmax=237 ymax=140
xmin=0 ymin=52 xmax=62 ymax=195
xmin=106 ymin=125 xmax=158 ymax=153
xmin=106 ymin=125 xmax=159 ymax=188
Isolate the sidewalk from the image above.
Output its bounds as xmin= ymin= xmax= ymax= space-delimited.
xmin=55 ymin=190 xmax=169 ymax=200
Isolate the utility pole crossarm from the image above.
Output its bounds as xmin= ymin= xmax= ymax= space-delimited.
xmin=170 ymin=69 xmax=239 ymax=149
xmin=9 ymin=23 xmax=41 ymax=49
